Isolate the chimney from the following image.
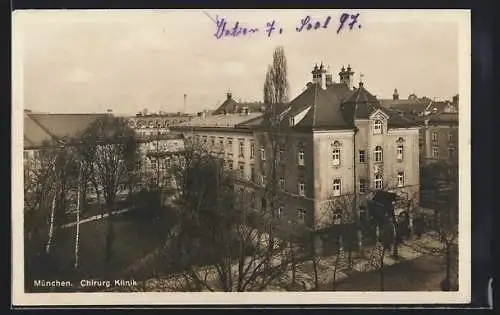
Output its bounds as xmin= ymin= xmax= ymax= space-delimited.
xmin=227 ymin=91 xmax=232 ymax=100
xmin=339 ymin=65 xmax=354 ymax=89
xmin=393 ymin=88 xmax=399 ymax=100
xmin=325 ymin=74 xmax=333 ymax=85
xmin=321 ymin=72 xmax=327 ymax=90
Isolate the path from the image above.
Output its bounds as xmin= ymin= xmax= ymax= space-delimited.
xmin=60 ymin=208 xmax=133 ymax=228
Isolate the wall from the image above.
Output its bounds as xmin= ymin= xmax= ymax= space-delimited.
xmin=313 ymin=129 xmax=355 ymax=228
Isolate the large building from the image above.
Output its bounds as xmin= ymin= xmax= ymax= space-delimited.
xmin=23 ymin=111 xmax=185 ymax=205
xmin=173 ymin=64 xmax=421 ymax=250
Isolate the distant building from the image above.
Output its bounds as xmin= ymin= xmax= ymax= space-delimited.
xmin=127 ymin=112 xmax=192 ymax=139
xmin=418 ymin=112 xmax=458 ymax=173
xmin=23 ymin=111 xmax=185 ymax=203
xmin=212 ymin=91 xmax=265 ymax=115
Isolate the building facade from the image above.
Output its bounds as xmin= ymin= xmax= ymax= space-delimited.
xmin=173 ymin=64 xmax=421 ymax=248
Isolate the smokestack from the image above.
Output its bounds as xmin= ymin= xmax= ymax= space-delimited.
xmin=183 ymin=94 xmax=187 ymax=113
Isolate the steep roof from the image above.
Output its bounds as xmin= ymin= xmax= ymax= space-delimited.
xmin=175 ymin=112 xmax=263 ymax=129
xmin=425 ymin=101 xmax=458 ymax=114
xmin=24 ymin=113 xmax=108 ymax=149
xmin=427 ymin=112 xmax=459 ymax=124
xmin=379 ymin=99 xmax=431 ymax=114
xmin=212 ymin=94 xmax=264 ymax=115
xmin=246 ymin=81 xmax=418 ymax=132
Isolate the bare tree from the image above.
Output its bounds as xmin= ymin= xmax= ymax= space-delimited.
xmin=161 ymin=144 xmax=294 ymax=292
xmin=78 ymin=115 xmax=139 ymax=276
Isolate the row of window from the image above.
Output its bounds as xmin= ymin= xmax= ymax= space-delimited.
xmin=432 ymin=146 xmax=456 ymax=159
xmin=231 ymin=159 xmax=406 ymax=195
xmin=432 ymin=131 xmax=456 ymax=142
xmin=195 ymin=134 xmax=408 ymax=166
xmin=273 ymin=206 xmax=368 ymax=224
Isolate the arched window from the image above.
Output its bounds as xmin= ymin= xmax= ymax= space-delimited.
xmin=332 ymin=141 xmax=341 ymax=166
xmin=397 ymin=144 xmax=404 ymax=161
xmin=333 ymin=179 xmax=341 ymax=196
xmin=148 ymin=121 xmax=154 ymax=128
xmin=374 ymin=119 xmax=383 ymax=134
xmin=375 ymin=173 xmax=383 ymax=190
xmin=374 ymin=146 xmax=383 ymax=162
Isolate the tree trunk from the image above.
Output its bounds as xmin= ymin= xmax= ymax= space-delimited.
xmin=74 ymin=165 xmax=82 ymax=270
xmin=45 ymin=188 xmax=58 ymax=254
xmin=104 ymin=200 xmax=115 ymax=277
xmin=380 ymin=246 xmax=385 ymax=291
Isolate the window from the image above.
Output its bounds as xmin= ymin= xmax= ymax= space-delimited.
xmin=397 ymin=172 xmax=405 ymax=187
xmin=374 ymin=146 xmax=383 ymax=163
xmin=261 ymin=198 xmax=267 ymax=210
xmin=227 ymin=139 xmax=233 ymax=155
xmin=210 ymin=137 xmax=215 ymax=147
xmin=289 ymin=116 xmax=295 ymax=126
xmin=279 ymin=149 xmax=285 ymax=162
xmin=219 ymin=138 xmax=224 ymax=152
xmin=359 ymin=150 xmax=365 ymax=163
xmin=332 ymin=148 xmax=341 ymax=166
xmin=250 ymin=141 xmax=255 ymax=159
xmin=397 ymin=145 xmax=404 ymax=161
xmin=359 ymin=179 xmax=366 ymax=194
xmin=279 ymin=178 xmax=285 ymax=191
xmin=432 ymin=131 xmax=438 ymax=142
xmin=277 ymin=206 xmax=283 ymax=219
xmin=239 ymin=140 xmax=245 ymax=158
xmin=333 ymin=208 xmax=342 ymax=223
xmin=229 ymin=160 xmax=234 ymax=170
xmin=298 ymin=149 xmax=305 ymax=166
xmin=151 ymin=158 xmax=157 ymax=170
xmin=260 ymin=146 xmax=266 ymax=160
xmin=261 ymin=175 xmax=266 ymax=186
xmin=298 ymin=181 xmax=305 ymax=196
xmin=448 ymin=147 xmax=455 ymax=158
xmin=165 ymin=158 xmax=171 ymax=169
xmin=448 ymin=132 xmax=454 ymax=142
xmin=332 ymin=179 xmax=341 ymax=197
xmin=203 ymin=136 xmax=208 ymax=144
xmin=298 ymin=208 xmax=306 ymax=223
xmin=432 ymin=146 xmax=440 ymax=158
xmin=374 ymin=119 xmax=383 ymax=134
xmin=238 ymin=163 xmax=245 ymax=178
xmin=375 ymin=174 xmax=383 ymax=190
xmin=250 ymin=165 xmax=255 ymax=182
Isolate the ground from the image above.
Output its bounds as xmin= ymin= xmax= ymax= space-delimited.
xmin=322 ymin=254 xmax=458 ymax=291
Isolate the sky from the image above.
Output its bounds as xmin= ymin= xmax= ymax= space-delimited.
xmin=14 ymin=9 xmax=465 ymax=116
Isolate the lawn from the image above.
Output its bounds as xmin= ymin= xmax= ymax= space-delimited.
xmin=25 ymin=212 xmax=169 ymax=292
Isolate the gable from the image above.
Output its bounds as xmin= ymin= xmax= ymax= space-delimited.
xmin=369 ymin=108 xmax=390 ymax=121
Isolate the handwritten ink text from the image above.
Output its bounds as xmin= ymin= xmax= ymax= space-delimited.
xmin=210 ymin=12 xmax=362 ymax=40
xmin=214 ymin=16 xmax=259 ymax=39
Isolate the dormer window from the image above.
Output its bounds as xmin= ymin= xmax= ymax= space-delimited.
xmin=374 ymin=119 xmax=383 ymax=134
xmin=289 ymin=116 xmax=295 ymax=126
